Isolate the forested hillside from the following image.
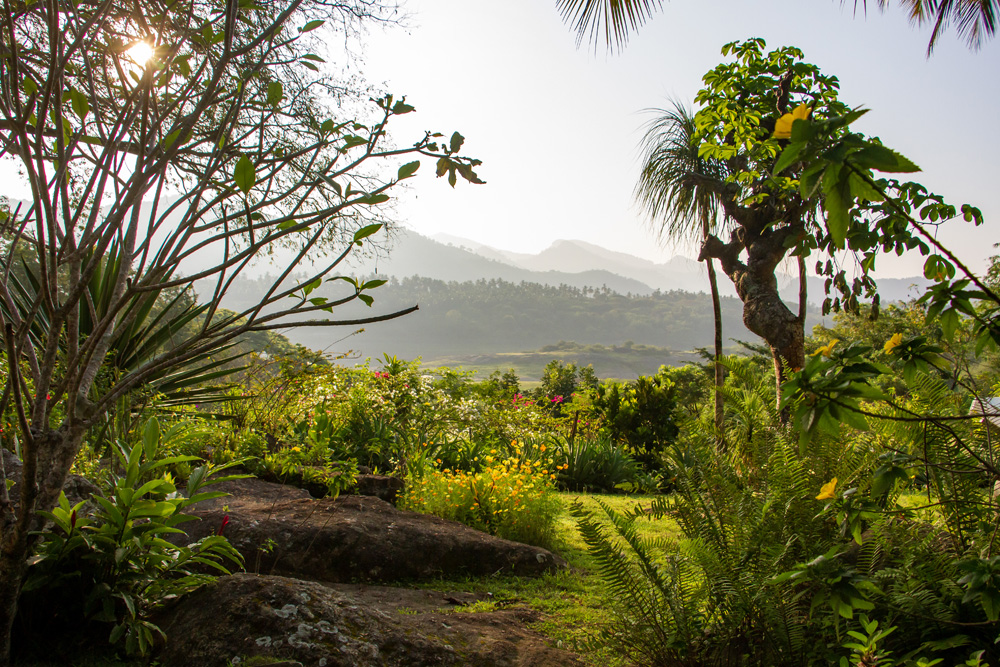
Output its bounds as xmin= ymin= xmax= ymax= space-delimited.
xmin=207 ymin=274 xmax=819 ymax=370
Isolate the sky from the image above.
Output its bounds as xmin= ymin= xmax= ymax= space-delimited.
xmin=353 ymin=0 xmax=1000 ymax=278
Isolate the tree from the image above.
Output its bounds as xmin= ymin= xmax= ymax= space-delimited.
xmin=635 ymin=101 xmax=727 ymax=446
xmin=555 ymin=0 xmax=999 ymax=53
xmin=645 ymin=40 xmax=978 ymax=407
xmin=0 ymin=0 xmax=482 ymax=661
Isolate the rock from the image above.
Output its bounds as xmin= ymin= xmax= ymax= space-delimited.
xmin=176 ymin=477 xmax=566 ymax=582
xmin=155 ymin=573 xmax=583 ymax=667
xmin=352 ymin=474 xmax=404 ymax=504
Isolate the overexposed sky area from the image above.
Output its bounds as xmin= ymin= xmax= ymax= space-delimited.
xmin=359 ymin=0 xmax=1000 ymax=278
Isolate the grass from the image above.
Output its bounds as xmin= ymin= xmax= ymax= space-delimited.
xmin=400 ymin=490 xmax=681 ymax=666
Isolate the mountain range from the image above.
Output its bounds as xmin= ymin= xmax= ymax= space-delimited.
xmin=202 ymin=228 xmax=930 ymax=378
xmin=342 ymin=229 xmax=930 ymax=304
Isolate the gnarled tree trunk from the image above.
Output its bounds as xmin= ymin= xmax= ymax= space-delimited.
xmin=700 ymin=219 xmax=805 ymax=416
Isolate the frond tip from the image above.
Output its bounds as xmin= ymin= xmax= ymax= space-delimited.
xmin=556 ymin=0 xmax=665 ymax=51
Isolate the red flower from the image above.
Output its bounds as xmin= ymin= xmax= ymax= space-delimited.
xmin=217 ymin=515 xmax=230 ymax=536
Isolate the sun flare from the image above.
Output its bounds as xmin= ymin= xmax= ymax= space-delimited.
xmin=126 ymin=40 xmax=154 ymax=66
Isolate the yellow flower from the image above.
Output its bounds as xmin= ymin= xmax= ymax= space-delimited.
xmin=883 ymin=333 xmax=904 ymax=354
xmin=816 ymin=477 xmax=838 ymax=500
xmin=812 ymin=339 xmax=839 ymax=358
xmin=773 ymin=103 xmax=812 ymax=140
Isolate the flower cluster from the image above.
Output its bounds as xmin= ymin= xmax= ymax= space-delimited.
xmin=401 ymin=455 xmax=560 ymax=549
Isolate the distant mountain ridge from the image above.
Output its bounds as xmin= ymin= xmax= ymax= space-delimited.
xmin=425 ymin=232 xmax=930 ymax=304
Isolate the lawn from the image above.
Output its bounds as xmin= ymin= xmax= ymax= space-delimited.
xmin=405 ymin=490 xmax=681 ymax=666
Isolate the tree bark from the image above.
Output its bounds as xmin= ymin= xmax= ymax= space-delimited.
xmin=700 ymin=224 xmax=805 ymax=414
xmin=706 ymin=257 xmax=725 ymax=449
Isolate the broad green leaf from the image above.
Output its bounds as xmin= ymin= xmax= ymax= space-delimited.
xmin=824 ymin=175 xmax=851 ymax=249
xmin=300 ymin=19 xmax=325 ymax=32
xmin=301 ymin=54 xmax=326 ymax=62
xmin=358 ymin=293 xmax=374 ymax=307
xmin=361 ymin=279 xmax=387 ymax=290
xmin=161 ymin=128 xmax=183 ymax=150
xmin=773 ymin=142 xmax=805 ymax=176
xmin=68 ymin=87 xmax=89 ymax=121
xmin=449 ymin=131 xmax=465 ymax=154
xmin=392 ymin=100 xmax=415 ymax=115
xmin=353 ymin=223 xmax=383 ymax=243
xmin=851 ymin=143 xmax=920 ymax=173
xmin=142 ymin=418 xmax=160 ymax=461
xmin=397 ymin=160 xmax=420 ymax=180
xmin=234 ymin=155 xmax=256 ymax=194
xmin=303 ymin=278 xmax=321 ymax=295
xmin=266 ymin=81 xmax=283 ymax=106
xmin=358 ymin=193 xmax=390 ymax=206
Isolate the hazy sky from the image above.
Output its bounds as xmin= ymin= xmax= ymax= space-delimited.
xmin=358 ymin=0 xmax=1000 ymax=278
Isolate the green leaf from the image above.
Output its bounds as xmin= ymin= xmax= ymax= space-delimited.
xmin=353 ymin=223 xmax=383 ymax=243
xmin=397 ymin=160 xmax=420 ymax=180
xmin=449 ymin=131 xmax=465 ymax=154
xmin=358 ymin=193 xmax=390 ymax=206
xmin=358 ymin=294 xmax=373 ymax=307
xmin=850 ymin=143 xmax=920 ymax=173
xmin=22 ymin=77 xmax=37 ymax=96
xmin=361 ymin=279 xmax=387 ymax=290
xmin=266 ymin=81 xmax=283 ymax=106
xmin=68 ymin=87 xmax=89 ymax=121
xmin=392 ymin=100 xmax=415 ymax=115
xmin=825 ymin=191 xmax=849 ymax=249
xmin=300 ymin=19 xmax=325 ymax=32
xmin=301 ymin=54 xmax=326 ymax=62
xmin=161 ymin=128 xmax=183 ymax=150
xmin=773 ymin=142 xmax=805 ymax=176
xmin=234 ymin=155 xmax=256 ymax=194
xmin=142 ymin=418 xmax=160 ymax=461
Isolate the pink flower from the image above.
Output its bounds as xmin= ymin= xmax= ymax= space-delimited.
xmin=551 ymin=395 xmax=564 ymax=404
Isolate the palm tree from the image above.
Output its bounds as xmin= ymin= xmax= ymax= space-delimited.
xmin=634 ymin=102 xmax=729 ymax=448
xmin=555 ymin=0 xmax=998 ymax=52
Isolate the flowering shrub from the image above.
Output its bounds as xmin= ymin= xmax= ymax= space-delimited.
xmin=401 ymin=456 xmax=561 ymax=549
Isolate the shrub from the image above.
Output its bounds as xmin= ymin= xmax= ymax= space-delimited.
xmin=550 ymin=435 xmax=641 ymax=493
xmin=401 ymin=456 xmax=560 ymax=549
xmin=17 ymin=419 xmax=243 ymax=658
xmin=593 ymin=373 xmax=679 ymax=470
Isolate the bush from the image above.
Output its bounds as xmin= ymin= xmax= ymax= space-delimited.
xmin=593 ymin=372 xmax=679 ymax=470
xmin=401 ymin=456 xmax=561 ymax=549
xmin=550 ymin=435 xmax=641 ymax=493
xmin=17 ymin=419 xmax=243 ymax=658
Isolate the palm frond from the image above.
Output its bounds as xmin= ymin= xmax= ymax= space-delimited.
xmin=635 ymin=101 xmax=730 ymax=246
xmin=556 ymin=0 xmax=664 ymax=51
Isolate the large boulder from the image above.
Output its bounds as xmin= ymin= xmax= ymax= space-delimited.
xmin=177 ymin=477 xmax=566 ymax=582
xmin=156 ymin=573 xmax=583 ymax=666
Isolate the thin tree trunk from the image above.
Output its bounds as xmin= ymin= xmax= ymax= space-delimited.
xmin=798 ymin=255 xmax=808 ymax=324
xmin=706 ymin=257 xmax=725 ymax=450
